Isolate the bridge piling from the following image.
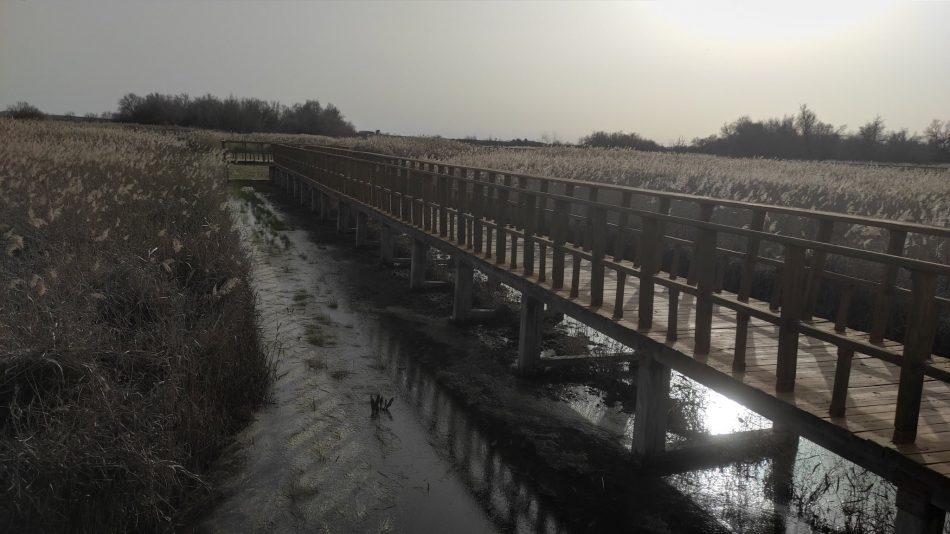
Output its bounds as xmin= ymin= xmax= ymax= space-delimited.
xmin=355 ymin=210 xmax=368 ymax=248
xmin=410 ymin=239 xmax=427 ymax=291
xmin=517 ymin=294 xmax=545 ymax=372
xmin=320 ymin=193 xmax=329 ymax=222
xmin=379 ymin=225 xmax=395 ymax=263
xmin=452 ymin=259 xmax=474 ymax=323
xmin=632 ymin=353 xmax=671 ymax=457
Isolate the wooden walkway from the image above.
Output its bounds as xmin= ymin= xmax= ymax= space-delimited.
xmin=260 ymin=141 xmax=950 ymax=528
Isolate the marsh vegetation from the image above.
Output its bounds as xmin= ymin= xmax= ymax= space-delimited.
xmin=0 ymin=119 xmax=269 ymax=531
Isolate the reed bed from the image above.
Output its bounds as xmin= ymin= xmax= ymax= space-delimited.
xmin=0 ymin=119 xmax=269 ymax=532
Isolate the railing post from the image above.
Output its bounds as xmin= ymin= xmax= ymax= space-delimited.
xmin=472 ymin=175 xmax=484 ymax=253
xmin=495 ymin=177 xmax=509 ymax=265
xmin=638 ymin=198 xmax=670 ymax=330
xmin=614 ymin=191 xmax=632 ymax=262
xmin=734 ymin=209 xmax=767 ymax=372
xmin=589 ymin=205 xmax=607 ymax=307
xmin=523 ymin=190 xmax=537 ymax=277
xmin=613 ymin=271 xmax=626 ymax=319
xmin=456 ymin=169 xmax=467 ymax=245
xmin=829 ymin=346 xmax=854 ymax=417
xmin=776 ymin=245 xmax=807 ymax=392
xmin=893 ymin=270 xmax=939 ymax=444
xmin=688 ymin=203 xmax=715 ymax=285
xmin=803 ymin=218 xmax=835 ymax=321
xmin=871 ymin=229 xmax=907 ymax=343
xmin=551 ymin=198 xmax=569 ymax=290
xmin=584 ymin=186 xmax=599 ymax=251
xmin=694 ymin=218 xmax=717 ymax=355
xmin=638 ymin=216 xmax=660 ymax=330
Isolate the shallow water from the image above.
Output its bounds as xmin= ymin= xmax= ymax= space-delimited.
xmin=197 ymin=189 xmax=568 ymax=533
xmin=198 ymin=183 xmax=922 ymax=534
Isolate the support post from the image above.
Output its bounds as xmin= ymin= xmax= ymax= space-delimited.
xmin=336 ymin=202 xmax=347 ymax=233
xmin=452 ymin=260 xmax=474 ymax=323
xmin=320 ymin=193 xmax=330 ymax=222
xmin=632 ymin=353 xmax=670 ymax=457
xmin=409 ymin=239 xmax=427 ymax=291
xmin=379 ymin=225 xmax=395 ymax=263
xmin=354 ymin=210 xmax=368 ymax=248
xmin=895 ymin=486 xmax=946 ymax=534
xmin=517 ymin=294 xmax=545 ymax=372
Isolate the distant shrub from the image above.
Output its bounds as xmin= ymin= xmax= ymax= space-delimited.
xmin=4 ymin=101 xmax=45 ymax=120
xmin=580 ymin=130 xmax=663 ymax=152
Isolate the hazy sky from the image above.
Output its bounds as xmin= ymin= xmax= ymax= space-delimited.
xmin=1 ymin=1 xmax=948 ymax=143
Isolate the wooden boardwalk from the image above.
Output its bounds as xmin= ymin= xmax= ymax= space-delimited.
xmin=261 ymin=141 xmax=950 ymax=530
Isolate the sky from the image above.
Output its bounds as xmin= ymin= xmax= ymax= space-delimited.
xmin=1 ymin=1 xmax=948 ymax=144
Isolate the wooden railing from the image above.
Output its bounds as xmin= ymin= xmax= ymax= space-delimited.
xmin=272 ymin=143 xmax=950 ymax=444
xmin=221 ymin=140 xmax=273 ymax=164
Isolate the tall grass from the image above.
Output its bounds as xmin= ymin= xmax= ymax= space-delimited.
xmin=0 ymin=119 xmax=269 ymax=531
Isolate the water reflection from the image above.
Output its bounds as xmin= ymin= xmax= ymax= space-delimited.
xmin=551 ymin=313 xmax=916 ymax=532
xmin=372 ymin=323 xmax=569 ymax=534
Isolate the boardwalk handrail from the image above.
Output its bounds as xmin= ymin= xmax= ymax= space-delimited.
xmin=221 ymin=140 xmax=274 ymax=164
xmin=272 ymin=142 xmax=950 ymax=445
xmin=293 ymin=143 xmax=950 ymax=240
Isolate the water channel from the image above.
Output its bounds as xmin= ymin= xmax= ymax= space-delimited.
xmin=194 ymin=180 xmax=930 ymax=533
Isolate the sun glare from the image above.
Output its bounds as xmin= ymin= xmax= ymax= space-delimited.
xmin=646 ymin=1 xmax=894 ymax=44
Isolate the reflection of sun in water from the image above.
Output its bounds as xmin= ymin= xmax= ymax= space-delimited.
xmin=645 ymin=1 xmax=894 ymax=44
xmin=671 ymin=372 xmax=769 ymax=435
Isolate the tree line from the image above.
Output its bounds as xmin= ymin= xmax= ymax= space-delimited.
xmin=114 ymin=93 xmax=357 ymax=136
xmin=583 ymin=106 xmax=950 ymax=164
xmin=3 ymin=94 xmax=359 ymax=137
